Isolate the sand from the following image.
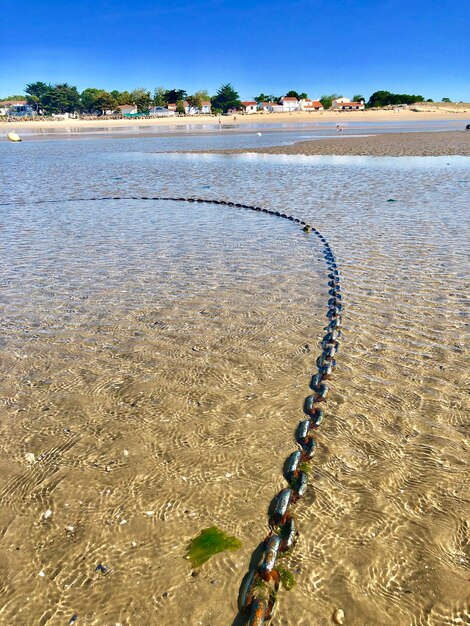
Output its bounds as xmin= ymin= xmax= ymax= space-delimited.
xmin=213 ymin=130 xmax=470 ymax=157
xmin=1 ymin=107 xmax=470 ymax=133
xmin=1 ymin=123 xmax=469 ymax=626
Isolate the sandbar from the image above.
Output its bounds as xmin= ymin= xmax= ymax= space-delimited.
xmin=215 ymin=130 xmax=470 ymax=157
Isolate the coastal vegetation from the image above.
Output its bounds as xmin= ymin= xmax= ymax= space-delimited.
xmin=366 ymin=90 xmax=425 ymax=107
xmin=1 ymin=83 xmax=459 ymax=115
xmin=210 ymin=83 xmax=241 ymax=113
xmin=319 ymin=93 xmax=343 ymax=109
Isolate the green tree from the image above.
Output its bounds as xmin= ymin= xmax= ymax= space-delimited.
xmin=109 ymin=90 xmax=132 ymax=105
xmin=130 ymin=87 xmax=151 ymax=112
xmin=119 ymin=90 xmax=133 ymax=105
xmin=187 ymin=90 xmax=210 ymax=109
xmin=41 ymin=83 xmax=80 ymax=114
xmin=211 ymin=83 xmax=241 ymax=113
xmin=352 ymin=94 xmax=364 ymax=102
xmin=319 ymin=93 xmax=342 ymax=109
xmin=153 ymin=86 xmax=167 ymax=106
xmin=284 ymin=90 xmax=308 ymax=99
xmin=25 ymin=81 xmax=50 ymax=113
xmin=81 ymin=88 xmax=102 ymax=113
xmin=442 ymin=97 xmax=451 ymax=102
xmin=94 ymin=91 xmax=117 ymax=115
xmin=0 ymin=94 xmax=25 ymax=101
xmin=110 ymin=89 xmax=134 ymax=106
xmin=165 ymin=88 xmax=187 ymax=104
xmin=176 ymin=99 xmax=186 ymax=114
xmin=253 ymin=93 xmax=276 ymax=104
xmin=367 ymin=91 xmax=425 ymax=107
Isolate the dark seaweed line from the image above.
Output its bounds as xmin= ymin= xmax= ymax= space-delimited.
xmin=2 ymin=195 xmax=342 ymax=625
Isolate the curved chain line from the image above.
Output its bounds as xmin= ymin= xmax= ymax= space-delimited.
xmin=2 ymin=195 xmax=341 ymax=624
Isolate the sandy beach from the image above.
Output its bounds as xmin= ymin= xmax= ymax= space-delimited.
xmin=2 ymin=107 xmax=470 ymax=134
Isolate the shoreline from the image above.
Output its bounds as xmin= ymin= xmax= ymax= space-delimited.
xmin=2 ymin=108 xmax=470 ymax=133
xmin=210 ymin=130 xmax=470 ymax=157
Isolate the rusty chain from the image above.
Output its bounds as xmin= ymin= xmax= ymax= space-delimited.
xmin=2 ymin=195 xmax=341 ymax=624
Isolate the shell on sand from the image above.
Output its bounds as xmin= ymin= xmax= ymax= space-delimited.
xmin=333 ymin=608 xmax=345 ymax=624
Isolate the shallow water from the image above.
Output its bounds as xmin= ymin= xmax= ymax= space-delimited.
xmin=10 ymin=118 xmax=467 ymax=144
xmin=0 ymin=136 xmax=469 ymax=626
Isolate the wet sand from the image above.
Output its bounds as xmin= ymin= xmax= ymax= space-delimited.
xmin=1 ymin=140 xmax=469 ymax=625
xmin=214 ymin=130 xmax=470 ymax=157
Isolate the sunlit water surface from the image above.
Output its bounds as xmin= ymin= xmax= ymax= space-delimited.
xmin=0 ymin=135 xmax=469 ymax=626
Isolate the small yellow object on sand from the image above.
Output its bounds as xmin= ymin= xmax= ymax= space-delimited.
xmin=7 ymin=132 xmax=22 ymax=142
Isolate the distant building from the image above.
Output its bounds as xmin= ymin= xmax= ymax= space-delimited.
xmin=149 ymin=106 xmax=175 ymax=116
xmin=259 ymin=102 xmax=277 ymax=112
xmin=331 ymin=98 xmax=365 ymax=110
xmin=183 ymin=100 xmax=212 ymax=115
xmin=0 ymin=100 xmax=34 ymax=116
xmin=167 ymin=103 xmax=177 ymax=112
xmin=200 ymin=101 xmax=211 ymax=114
xmin=118 ymin=104 xmax=137 ymax=115
xmin=183 ymin=101 xmax=195 ymax=115
xmin=279 ymin=96 xmax=299 ymax=112
xmin=299 ymin=98 xmax=324 ymax=111
xmin=240 ymin=101 xmax=258 ymax=114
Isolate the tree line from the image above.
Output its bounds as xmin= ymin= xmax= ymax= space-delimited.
xmin=14 ymin=82 xmax=242 ymax=115
xmin=2 ymin=82 xmax=435 ymax=115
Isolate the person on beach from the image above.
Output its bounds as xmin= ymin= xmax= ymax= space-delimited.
xmin=466 ymin=123 xmax=470 ymax=131
xmin=336 ymin=124 xmax=343 ymax=132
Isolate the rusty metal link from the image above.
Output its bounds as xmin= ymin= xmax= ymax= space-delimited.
xmin=259 ymin=535 xmax=282 ymax=581
xmin=280 ymin=516 xmax=298 ymax=552
xmin=283 ymin=450 xmax=302 ymax=481
xmin=269 ymin=487 xmax=293 ymax=527
xmin=3 ymin=196 xmax=343 ymax=624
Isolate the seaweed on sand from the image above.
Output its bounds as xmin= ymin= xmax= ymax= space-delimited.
xmin=186 ymin=526 xmax=242 ymax=568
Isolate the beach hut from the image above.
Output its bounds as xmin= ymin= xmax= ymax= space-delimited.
xmin=331 ymin=98 xmax=365 ymax=110
xmin=118 ymin=104 xmax=138 ymax=115
xmin=240 ymin=101 xmax=258 ymax=114
xmin=299 ymin=98 xmax=324 ymax=111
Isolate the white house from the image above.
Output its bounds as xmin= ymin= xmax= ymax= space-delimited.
xmin=149 ymin=106 xmax=175 ymax=116
xmin=184 ymin=101 xmax=195 ymax=115
xmin=279 ymin=96 xmax=299 ymax=112
xmin=240 ymin=101 xmax=258 ymax=114
xmin=331 ymin=98 xmax=365 ymax=110
xmin=118 ymin=104 xmax=137 ymax=115
xmin=259 ymin=102 xmax=275 ymax=112
xmin=0 ymin=100 xmax=34 ymax=116
xmin=299 ymin=98 xmax=324 ymax=111
xmin=183 ymin=100 xmax=212 ymax=115
xmin=200 ymin=101 xmax=211 ymax=114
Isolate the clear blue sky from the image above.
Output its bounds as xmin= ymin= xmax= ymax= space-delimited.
xmin=1 ymin=0 xmax=469 ymax=101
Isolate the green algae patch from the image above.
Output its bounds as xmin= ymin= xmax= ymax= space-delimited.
xmin=186 ymin=526 xmax=242 ymax=568
xmin=278 ymin=565 xmax=296 ymax=591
